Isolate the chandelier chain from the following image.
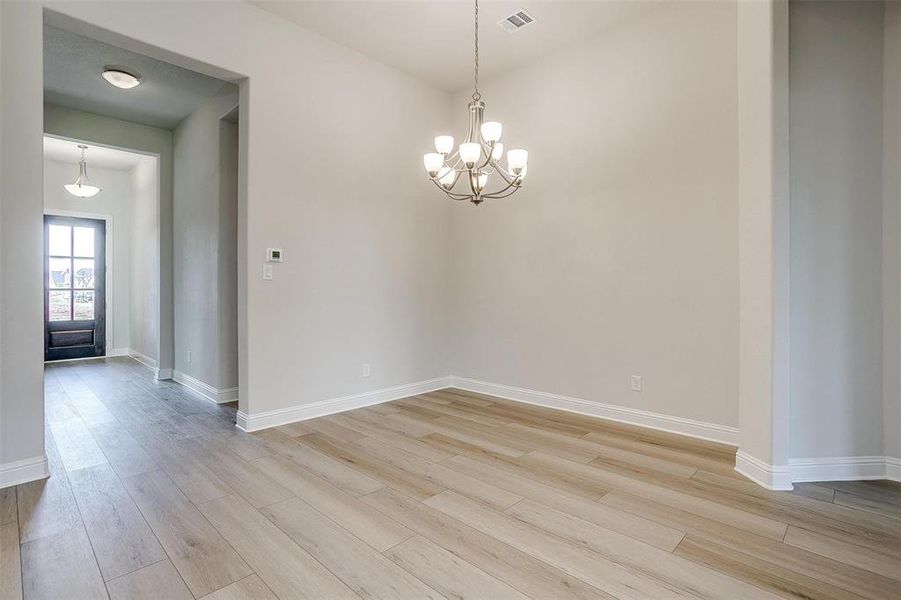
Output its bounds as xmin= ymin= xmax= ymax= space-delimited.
xmin=473 ymin=0 xmax=480 ymax=101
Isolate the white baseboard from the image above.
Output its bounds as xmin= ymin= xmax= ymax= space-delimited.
xmin=173 ymin=370 xmax=238 ymax=405
xmin=127 ymin=350 xmax=172 ymax=380
xmin=236 ymin=374 xmax=739 ymax=444
xmin=0 ymin=455 xmax=49 ymax=489
xmin=735 ymin=450 xmax=793 ymax=490
xmin=107 ymin=347 xmax=130 ymax=357
xmin=449 ymin=376 xmax=739 ymax=446
xmin=734 ymin=453 xmax=901 ymax=488
xmin=790 ymin=456 xmax=898 ymax=483
xmin=236 ymin=376 xmax=453 ymax=432
xmin=44 ymin=355 xmax=108 ymax=364
xmin=218 ymin=387 xmax=239 ymax=402
xmin=128 ymin=349 xmax=157 ymax=370
xmin=887 ymin=457 xmax=901 ymax=482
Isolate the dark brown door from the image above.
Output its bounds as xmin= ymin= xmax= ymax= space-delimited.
xmin=44 ymin=215 xmax=106 ymax=361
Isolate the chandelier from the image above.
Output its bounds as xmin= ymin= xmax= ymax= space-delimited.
xmin=64 ymin=144 xmax=102 ymax=198
xmin=422 ymin=0 xmax=528 ymax=205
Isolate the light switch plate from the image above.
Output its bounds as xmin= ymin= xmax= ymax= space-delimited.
xmin=630 ymin=375 xmax=642 ymax=392
xmin=262 ymin=264 xmax=273 ymax=280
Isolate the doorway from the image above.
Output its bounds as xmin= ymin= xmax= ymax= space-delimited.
xmin=39 ymin=18 xmax=243 ymax=399
xmin=44 ymin=214 xmax=107 ymax=360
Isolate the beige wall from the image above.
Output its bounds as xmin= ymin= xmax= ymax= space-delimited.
xmin=449 ymin=1 xmax=739 ymax=428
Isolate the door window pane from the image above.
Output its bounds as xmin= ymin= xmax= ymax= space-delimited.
xmin=74 ymin=290 xmax=94 ymax=320
xmin=48 ymin=225 xmax=71 ymax=256
xmin=73 ymin=259 xmax=95 ymax=289
xmin=49 ymin=258 xmax=71 ymax=289
xmin=49 ymin=291 xmax=71 ymax=321
xmin=73 ymin=227 xmax=95 ymax=257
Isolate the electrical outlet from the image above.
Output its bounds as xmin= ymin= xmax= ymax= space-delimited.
xmin=187 ymin=350 xmax=192 ymax=364
xmin=362 ymin=363 xmax=371 ymax=377
xmin=262 ymin=264 xmax=273 ymax=280
xmin=630 ymin=375 xmax=642 ymax=392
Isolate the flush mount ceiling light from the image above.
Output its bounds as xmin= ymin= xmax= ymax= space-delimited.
xmin=64 ymin=145 xmax=102 ymax=198
xmin=423 ymin=0 xmax=529 ymax=205
xmin=101 ymin=66 xmax=141 ymax=89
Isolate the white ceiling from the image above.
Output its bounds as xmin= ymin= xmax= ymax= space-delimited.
xmin=44 ymin=25 xmax=231 ymax=129
xmin=250 ymin=1 xmax=655 ymax=92
xmin=44 ymin=137 xmax=146 ymax=171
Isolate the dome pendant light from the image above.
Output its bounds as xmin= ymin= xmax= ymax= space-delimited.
xmin=422 ymin=0 xmax=529 ymax=205
xmin=64 ymin=145 xmax=102 ymax=198
xmin=101 ymin=67 xmax=141 ymax=89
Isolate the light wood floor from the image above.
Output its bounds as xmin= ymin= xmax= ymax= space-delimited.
xmin=1 ymin=358 xmax=899 ymax=599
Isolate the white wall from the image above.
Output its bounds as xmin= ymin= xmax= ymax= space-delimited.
xmin=44 ymin=104 xmax=170 ymax=370
xmin=43 ymin=158 xmax=133 ymax=352
xmin=41 ymin=1 xmax=452 ymax=421
xmin=219 ymin=116 xmax=239 ymax=395
xmin=173 ymin=84 xmax=239 ymax=391
xmin=735 ymin=0 xmax=791 ymax=488
xmin=131 ymin=155 xmax=160 ymax=364
xmin=449 ymin=1 xmax=739 ymax=430
xmin=789 ymin=0 xmax=885 ymax=460
xmin=884 ymin=2 xmax=901 ymax=464
xmin=0 ymin=1 xmax=46 ymax=480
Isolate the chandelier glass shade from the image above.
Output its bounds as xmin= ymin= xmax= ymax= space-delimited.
xmin=64 ymin=145 xmax=102 ymax=198
xmin=423 ymin=0 xmax=528 ymax=205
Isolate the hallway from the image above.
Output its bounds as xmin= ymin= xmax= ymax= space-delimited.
xmin=1 ymin=358 xmax=899 ymax=599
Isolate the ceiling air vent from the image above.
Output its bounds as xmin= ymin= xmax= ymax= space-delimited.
xmin=497 ymin=10 xmax=535 ymax=33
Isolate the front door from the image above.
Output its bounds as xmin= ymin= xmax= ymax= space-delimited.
xmin=44 ymin=215 xmax=106 ymax=361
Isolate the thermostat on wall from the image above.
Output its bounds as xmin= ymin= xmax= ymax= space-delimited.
xmin=266 ymin=248 xmax=283 ymax=262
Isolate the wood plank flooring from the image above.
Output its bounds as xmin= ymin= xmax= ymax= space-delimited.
xmin=1 ymin=358 xmax=899 ymax=599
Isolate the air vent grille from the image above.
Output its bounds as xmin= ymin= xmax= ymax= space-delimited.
xmin=497 ymin=10 xmax=535 ymax=33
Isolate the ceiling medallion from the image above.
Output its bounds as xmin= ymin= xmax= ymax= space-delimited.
xmin=422 ymin=0 xmax=528 ymax=205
